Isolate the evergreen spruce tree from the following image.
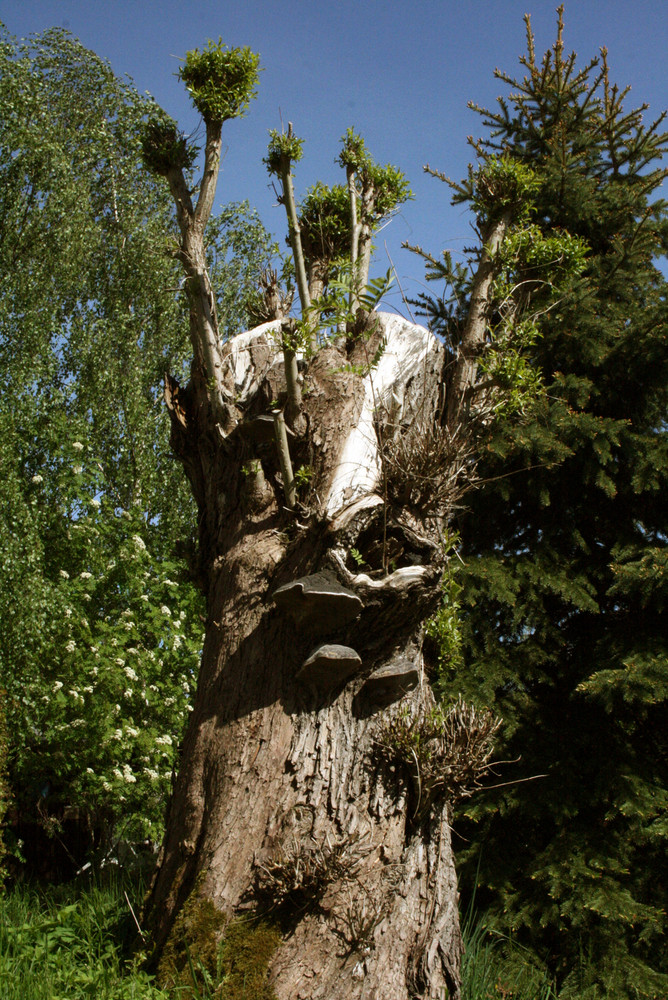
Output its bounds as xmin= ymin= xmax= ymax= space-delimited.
xmin=422 ymin=10 xmax=668 ymax=997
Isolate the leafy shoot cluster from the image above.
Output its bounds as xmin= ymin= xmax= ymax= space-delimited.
xmin=179 ymin=39 xmax=261 ymax=125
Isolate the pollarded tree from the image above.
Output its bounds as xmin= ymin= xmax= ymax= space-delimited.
xmin=138 ymin=38 xmax=585 ymax=1000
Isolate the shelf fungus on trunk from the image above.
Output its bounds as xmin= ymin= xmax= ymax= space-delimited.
xmin=272 ymin=572 xmax=363 ymax=633
xmin=296 ymin=643 xmax=362 ymax=689
xmin=359 ymin=656 xmax=420 ymax=708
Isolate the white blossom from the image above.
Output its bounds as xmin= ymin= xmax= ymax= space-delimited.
xmin=124 ymin=666 xmax=138 ymax=682
xmin=164 ymin=697 xmax=176 ymax=707
xmin=164 ymin=579 xmax=178 ymax=588
xmin=160 ymin=605 xmax=171 ymax=616
xmin=60 ymin=570 xmax=70 ymax=579
xmin=65 ymin=640 xmax=76 ymax=653
xmin=90 ymin=498 xmax=101 ymax=509
xmin=80 ymin=571 xmax=92 ymax=580
xmin=144 ymin=768 xmax=160 ymax=781
xmin=124 ymin=688 xmax=133 ymax=699
xmin=64 ymin=608 xmax=72 ymax=618
xmin=31 ymin=474 xmax=43 ymax=484
xmin=172 ymin=635 xmax=182 ymax=650
xmin=115 ymin=658 xmax=125 ymax=667
xmin=112 ymin=729 xmax=123 ymax=740
xmin=179 ymin=610 xmax=186 ymax=621
xmin=72 ymin=441 xmax=84 ymax=451
xmin=155 ymin=734 xmax=173 ymax=746
xmin=83 ymin=593 xmax=91 ymax=602
xmin=125 ymin=726 xmax=139 ymax=738
xmin=83 ymin=686 xmax=94 ymax=694
xmin=124 ymin=622 xmax=134 ymax=631
xmin=132 ymin=534 xmax=146 ymax=552
xmin=53 ymin=681 xmax=64 ymax=692
xmin=141 ymin=595 xmax=149 ymax=602
xmin=126 ymin=647 xmax=139 ymax=656
xmin=73 ymin=465 xmax=83 ymax=475
xmin=86 ymin=767 xmax=94 ymax=774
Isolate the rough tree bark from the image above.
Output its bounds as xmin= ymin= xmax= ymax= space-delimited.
xmin=146 ymin=312 xmax=462 ymax=999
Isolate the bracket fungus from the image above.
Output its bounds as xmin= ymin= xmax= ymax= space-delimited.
xmin=360 ymin=657 xmax=419 ymax=707
xmin=296 ymin=643 xmax=362 ymax=688
xmin=272 ymin=572 xmax=363 ymax=633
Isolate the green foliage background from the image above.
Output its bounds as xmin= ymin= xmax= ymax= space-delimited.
xmin=421 ymin=16 xmax=668 ymax=999
xmin=0 ymin=25 xmax=275 ymax=857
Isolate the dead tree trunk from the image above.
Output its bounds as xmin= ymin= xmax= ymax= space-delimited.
xmin=144 ymin=312 xmax=463 ymax=999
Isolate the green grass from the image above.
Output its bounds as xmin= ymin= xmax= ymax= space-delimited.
xmin=461 ymin=909 xmax=561 ymax=1000
xmin=0 ymin=878 xmax=591 ymax=1000
xmin=0 ymin=876 xmax=167 ymax=1000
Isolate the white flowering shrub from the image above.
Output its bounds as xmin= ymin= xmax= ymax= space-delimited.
xmin=0 ymin=437 xmax=204 ymax=851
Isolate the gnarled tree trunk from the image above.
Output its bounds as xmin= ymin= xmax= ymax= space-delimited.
xmin=144 ymin=312 xmax=462 ymax=999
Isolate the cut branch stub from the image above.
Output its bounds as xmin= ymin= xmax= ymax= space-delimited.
xmin=360 ymin=657 xmax=419 ymax=707
xmin=272 ymin=571 xmax=363 ymax=633
xmin=296 ymin=643 xmax=362 ymax=689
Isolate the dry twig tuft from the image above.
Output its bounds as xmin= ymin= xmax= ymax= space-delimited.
xmin=375 ymin=696 xmax=502 ymax=818
xmin=382 ymin=419 xmax=478 ymax=519
xmin=253 ymin=832 xmax=371 ymax=910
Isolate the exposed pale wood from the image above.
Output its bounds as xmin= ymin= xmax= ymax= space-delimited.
xmin=325 ymin=313 xmax=443 ymax=517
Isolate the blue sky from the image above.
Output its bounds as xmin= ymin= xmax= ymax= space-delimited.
xmin=3 ymin=0 xmax=667 ymax=315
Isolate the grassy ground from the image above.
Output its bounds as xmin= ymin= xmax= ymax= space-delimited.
xmin=0 ymin=875 xmax=166 ymax=1000
xmin=0 ymin=876 xmax=560 ymax=1000
xmin=460 ymin=908 xmax=558 ymax=1000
